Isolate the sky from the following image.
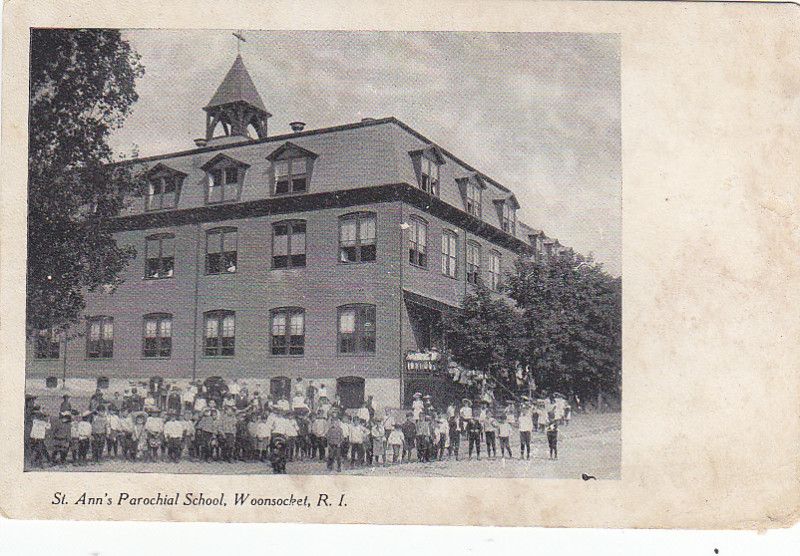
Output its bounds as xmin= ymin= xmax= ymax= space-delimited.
xmin=110 ymin=30 xmax=621 ymax=275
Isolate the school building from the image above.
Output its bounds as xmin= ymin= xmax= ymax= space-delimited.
xmin=26 ymin=55 xmax=566 ymax=409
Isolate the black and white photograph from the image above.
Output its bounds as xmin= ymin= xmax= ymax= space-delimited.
xmin=22 ymin=28 xmax=621 ymax=478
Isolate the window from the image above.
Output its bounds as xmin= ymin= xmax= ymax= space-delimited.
xmin=145 ymin=164 xmax=185 ymax=211
xmin=146 ymin=175 xmax=180 ymax=211
xmin=338 ymin=304 xmax=376 ymax=354
xmin=208 ymin=167 xmax=240 ymax=203
xmin=45 ymin=376 xmax=59 ymax=388
xmin=274 ymin=158 xmax=308 ymax=195
xmin=339 ymin=212 xmax=376 ymax=263
xmin=34 ymin=328 xmax=60 ymax=359
xmin=489 ymin=251 xmax=502 ymax=291
xmin=205 ymin=227 xmax=237 ymax=274
xmin=441 ymin=230 xmax=458 ymax=278
xmin=145 ymin=233 xmax=175 ymax=279
xmin=204 ymin=310 xmax=235 ymax=357
xmin=143 ymin=313 xmax=172 ymax=358
xmin=410 ymin=147 xmax=444 ymax=197
xmin=271 ymin=308 xmax=305 ymax=355
xmin=502 ymin=203 xmax=517 ymax=235
xmin=87 ymin=316 xmax=113 ymax=359
xmin=408 ymin=217 xmax=428 ymax=268
xmin=419 ymin=157 xmax=440 ymax=196
xmin=272 ymin=220 xmax=306 ymax=269
xmin=466 ymin=241 xmax=481 ymax=285
xmin=466 ymin=181 xmax=482 ymax=217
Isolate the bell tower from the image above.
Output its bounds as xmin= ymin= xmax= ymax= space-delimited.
xmin=203 ymin=54 xmax=271 ymax=141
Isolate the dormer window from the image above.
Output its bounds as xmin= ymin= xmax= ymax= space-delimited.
xmin=274 ymin=158 xmax=307 ymax=195
xmin=267 ymin=142 xmax=318 ymax=196
xmin=410 ymin=146 xmax=445 ymax=197
xmin=145 ymin=164 xmax=186 ymax=212
xmin=466 ymin=181 xmax=482 ymax=217
xmin=201 ymin=154 xmax=249 ymax=204
xmin=420 ymin=157 xmax=440 ymax=196
xmin=502 ymin=203 xmax=516 ymax=235
xmin=458 ymin=174 xmax=486 ymax=218
xmin=495 ymin=195 xmax=520 ymax=236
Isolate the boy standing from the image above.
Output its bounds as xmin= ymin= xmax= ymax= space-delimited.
xmin=466 ymin=417 xmax=482 ymax=460
xmin=497 ymin=414 xmax=513 ymax=459
xmin=547 ymin=420 xmax=559 ymax=460
xmin=401 ymin=412 xmax=417 ymax=462
xmin=518 ymin=402 xmax=533 ymax=460
xmin=387 ymin=424 xmax=404 ymax=464
xmin=91 ymin=407 xmax=108 ymax=463
xmin=51 ymin=412 xmax=71 ymax=465
xmin=164 ymin=413 xmax=185 ymax=463
xmin=29 ymin=410 xmax=51 ymax=467
xmin=483 ymin=411 xmax=497 ymax=460
xmin=325 ymin=413 xmax=344 ymax=472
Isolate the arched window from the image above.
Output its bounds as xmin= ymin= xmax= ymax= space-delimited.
xmin=466 ymin=241 xmax=481 ymax=285
xmin=205 ymin=227 xmax=237 ymax=274
xmin=143 ymin=313 xmax=172 ymax=358
xmin=338 ymin=304 xmax=376 ymax=354
xmin=204 ymin=310 xmax=235 ymax=357
xmin=272 ymin=220 xmax=306 ymax=269
xmin=145 ymin=233 xmax=175 ymax=279
xmin=339 ymin=212 xmax=376 ymax=263
xmin=408 ymin=216 xmax=428 ymax=268
xmin=86 ymin=316 xmax=114 ymax=359
xmin=270 ymin=307 xmax=305 ymax=356
xmin=441 ymin=229 xmax=458 ymax=278
xmin=489 ymin=250 xmax=502 ymax=291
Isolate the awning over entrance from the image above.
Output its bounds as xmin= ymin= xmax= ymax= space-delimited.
xmin=402 ymin=290 xmax=462 ymax=315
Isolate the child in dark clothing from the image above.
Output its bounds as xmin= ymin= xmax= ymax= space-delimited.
xmin=547 ymin=421 xmax=559 ymax=460
xmin=466 ymin=418 xmax=482 ymax=460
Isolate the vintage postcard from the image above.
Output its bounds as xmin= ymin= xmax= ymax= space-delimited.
xmin=0 ymin=0 xmax=798 ymax=528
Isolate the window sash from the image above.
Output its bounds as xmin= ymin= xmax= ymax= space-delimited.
xmin=466 ymin=183 xmax=481 ymax=216
xmin=441 ymin=232 xmax=457 ymax=278
xmin=420 ymin=158 xmax=440 ymax=196
xmin=272 ymin=221 xmax=307 ymax=268
xmin=206 ymin=230 xmax=237 ymax=274
xmin=466 ymin=244 xmax=481 ymax=285
xmin=146 ymin=176 xmax=178 ymax=211
xmin=338 ymin=305 xmax=376 ymax=354
xmin=408 ymin=219 xmax=428 ymax=267
xmin=207 ymin=167 xmax=241 ymax=203
xmin=271 ymin=309 xmax=305 ymax=355
xmin=274 ymin=158 xmax=307 ymax=195
xmin=204 ymin=312 xmax=235 ymax=356
xmin=145 ymin=235 xmax=175 ymax=278
xmin=339 ymin=214 xmax=376 ymax=263
xmin=143 ymin=315 xmax=172 ymax=358
xmin=87 ymin=318 xmax=113 ymax=358
xmin=489 ymin=253 xmax=502 ymax=290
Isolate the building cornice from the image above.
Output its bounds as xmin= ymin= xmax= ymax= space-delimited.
xmin=106 ymin=182 xmax=533 ymax=256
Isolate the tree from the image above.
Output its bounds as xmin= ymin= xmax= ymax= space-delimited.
xmin=442 ymin=284 xmax=522 ymax=399
xmin=27 ymin=29 xmax=145 ymax=334
xmin=504 ymin=251 xmax=622 ymax=409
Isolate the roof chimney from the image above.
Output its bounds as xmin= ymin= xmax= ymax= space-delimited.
xmin=289 ymin=121 xmax=306 ymax=133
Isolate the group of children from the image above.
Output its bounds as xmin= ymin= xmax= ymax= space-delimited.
xmin=26 ymin=384 xmax=570 ymax=471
